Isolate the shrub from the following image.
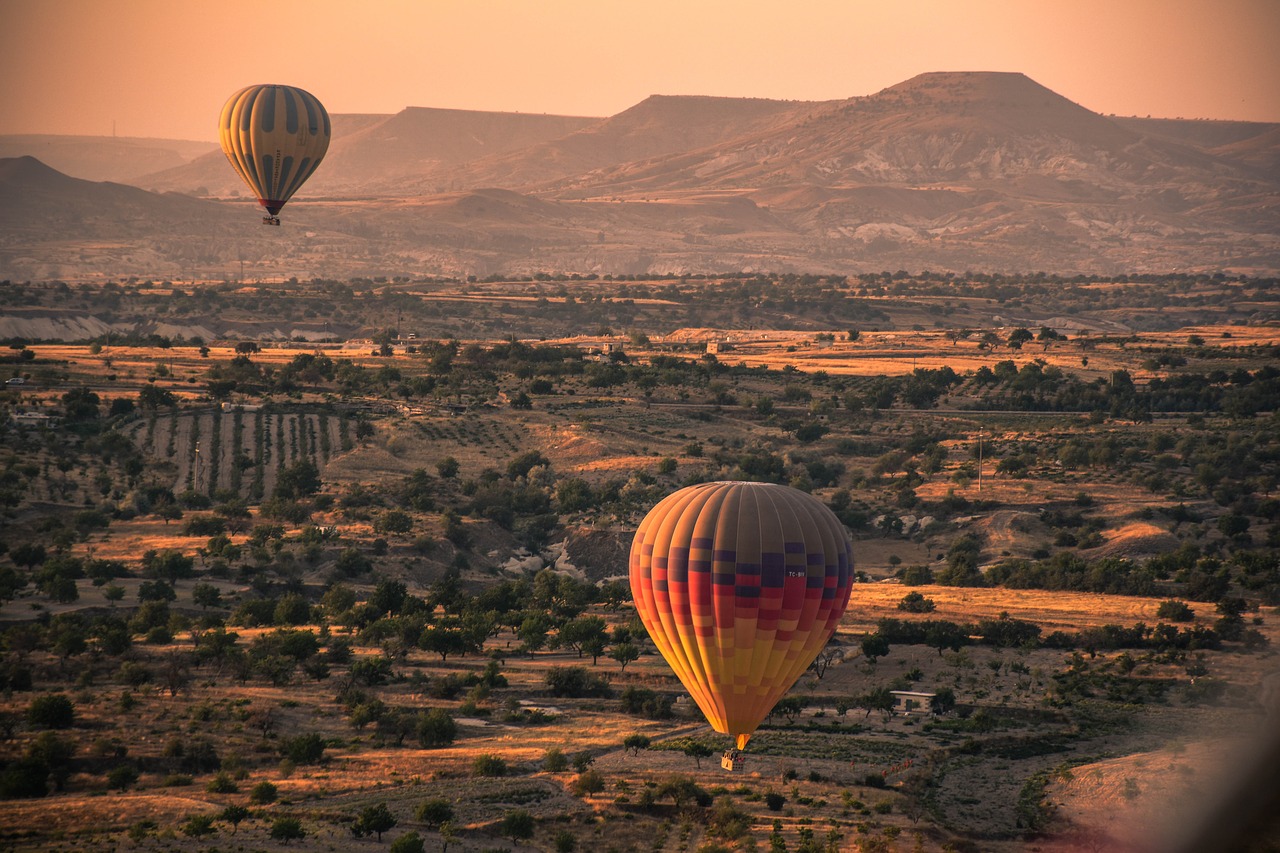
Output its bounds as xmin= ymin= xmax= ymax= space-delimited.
xmin=472 ymin=754 xmax=507 ymax=777
xmin=573 ymin=769 xmax=605 ymax=796
xmin=415 ymin=709 xmax=457 ymax=748
xmin=0 ymin=757 xmax=50 ymax=798
xmin=249 ymin=780 xmax=278 ymax=804
xmin=390 ymin=831 xmax=424 ymax=853
xmin=764 ymin=790 xmax=786 ymax=811
xmin=897 ymin=591 xmax=936 ymax=613
xmin=206 ymin=771 xmax=238 ymax=793
xmin=269 ymin=816 xmax=306 ymax=844
xmin=500 ymin=809 xmax=536 ymax=842
xmin=544 ymin=666 xmax=610 ymax=698
xmin=280 ymin=733 xmax=326 ymax=765
xmin=1156 ymin=600 xmax=1195 ymax=622
xmin=182 ymin=814 xmax=216 ymax=837
xmin=28 ymin=694 xmax=75 ymax=729
xmin=619 ymin=685 xmax=673 ymax=719
xmin=543 ymin=747 xmax=569 ymax=772
xmin=107 ymin=763 xmax=139 ymax=791
xmin=414 ymin=798 xmax=453 ymax=827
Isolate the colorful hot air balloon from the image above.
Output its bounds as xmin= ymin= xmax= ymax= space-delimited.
xmin=218 ymin=84 xmax=330 ymax=225
xmin=630 ymin=481 xmax=854 ymax=752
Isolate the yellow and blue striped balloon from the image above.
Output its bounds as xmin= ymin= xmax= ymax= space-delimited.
xmin=218 ymin=84 xmax=330 ymax=221
xmin=630 ymin=482 xmax=855 ymax=750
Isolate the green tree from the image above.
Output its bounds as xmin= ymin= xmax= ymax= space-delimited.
xmin=610 ymin=642 xmax=640 ymax=672
xmin=352 ymin=802 xmax=397 ymax=841
xmin=681 ymin=741 xmax=714 ymax=768
xmin=623 ymin=734 xmax=651 ymax=756
xmin=191 ymin=583 xmax=221 ymax=610
xmin=500 ymin=809 xmax=536 ymax=843
xmin=860 ymin=634 xmax=890 ymax=666
xmin=857 ymin=687 xmax=895 ymax=721
xmin=220 ymin=804 xmax=250 ymax=834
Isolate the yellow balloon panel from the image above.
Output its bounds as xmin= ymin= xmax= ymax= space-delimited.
xmin=218 ymin=84 xmax=330 ymax=217
xmin=630 ymin=482 xmax=854 ymax=750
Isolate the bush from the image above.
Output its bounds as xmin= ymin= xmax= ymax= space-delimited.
xmin=249 ymin=780 xmax=278 ymax=804
xmin=414 ymin=798 xmax=453 ymax=827
xmin=415 ymin=708 xmax=457 ymax=748
xmin=472 ymin=754 xmax=507 ymax=777
xmin=390 ymin=832 xmax=424 ymax=853
xmin=280 ymin=733 xmax=326 ymax=765
xmin=1156 ymin=600 xmax=1195 ymax=622
xmin=107 ymin=763 xmax=139 ymax=791
xmin=764 ymin=790 xmax=786 ymax=811
xmin=543 ymin=747 xmax=569 ymax=772
xmin=544 ymin=666 xmax=611 ymax=698
xmin=0 ymin=757 xmax=50 ymax=798
xmin=206 ymin=771 xmax=238 ymax=793
xmin=897 ymin=591 xmax=936 ymax=613
xmin=27 ymin=694 xmax=75 ymax=729
xmin=573 ymin=769 xmax=605 ymax=796
xmin=269 ymin=816 xmax=306 ymax=844
xmin=182 ymin=814 xmax=216 ymax=837
xmin=619 ymin=685 xmax=673 ymax=719
xmin=500 ymin=809 xmax=536 ymax=842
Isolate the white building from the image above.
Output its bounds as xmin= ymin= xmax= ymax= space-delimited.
xmin=890 ymin=690 xmax=936 ymax=716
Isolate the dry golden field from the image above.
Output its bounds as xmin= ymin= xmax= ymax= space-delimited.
xmin=2 ymin=305 xmax=1279 ymax=852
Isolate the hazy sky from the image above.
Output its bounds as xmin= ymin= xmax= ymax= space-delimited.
xmin=2 ymin=0 xmax=1278 ymax=140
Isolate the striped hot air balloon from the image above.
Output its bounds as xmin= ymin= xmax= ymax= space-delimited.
xmin=218 ymin=84 xmax=330 ymax=225
xmin=630 ymin=481 xmax=855 ymax=751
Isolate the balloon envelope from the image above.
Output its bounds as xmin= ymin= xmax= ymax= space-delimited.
xmin=630 ymin=481 xmax=854 ymax=749
xmin=218 ymin=84 xmax=330 ymax=218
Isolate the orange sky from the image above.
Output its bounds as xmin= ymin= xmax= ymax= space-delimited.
xmin=1 ymin=0 xmax=1277 ymax=140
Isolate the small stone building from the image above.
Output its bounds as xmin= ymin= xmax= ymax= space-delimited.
xmin=890 ymin=690 xmax=936 ymax=716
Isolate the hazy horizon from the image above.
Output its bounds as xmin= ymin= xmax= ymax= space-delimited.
xmin=1 ymin=0 xmax=1278 ymax=142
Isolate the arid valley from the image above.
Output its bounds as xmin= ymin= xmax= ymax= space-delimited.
xmin=2 ymin=8 xmax=1280 ymax=847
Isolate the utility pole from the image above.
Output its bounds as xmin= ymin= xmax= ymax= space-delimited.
xmin=977 ymin=431 xmax=984 ymax=492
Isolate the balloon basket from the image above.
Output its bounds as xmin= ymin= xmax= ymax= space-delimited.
xmin=721 ymin=750 xmax=747 ymax=772
xmin=262 ymin=216 xmax=281 ymax=226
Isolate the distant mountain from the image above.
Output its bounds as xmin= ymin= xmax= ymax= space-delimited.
xmin=0 ymin=134 xmax=218 ymax=183
xmin=138 ymin=109 xmax=598 ymax=197
xmin=547 ymin=72 xmax=1258 ymax=193
xmin=2 ymin=71 xmax=1278 ymax=280
xmin=0 ymin=155 xmax=230 ymax=233
xmin=0 ymin=156 xmax=365 ymax=282
xmin=418 ymin=95 xmax=819 ymax=193
xmin=136 ymin=113 xmax=391 ymax=197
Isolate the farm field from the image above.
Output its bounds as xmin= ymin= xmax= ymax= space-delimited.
xmin=1 ymin=274 xmax=1278 ymax=852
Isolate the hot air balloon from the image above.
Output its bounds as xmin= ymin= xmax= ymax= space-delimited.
xmin=218 ymin=84 xmax=330 ymax=225
xmin=629 ymin=481 xmax=854 ymax=758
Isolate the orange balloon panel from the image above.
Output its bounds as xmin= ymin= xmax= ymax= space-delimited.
xmin=630 ymin=482 xmax=854 ymax=749
xmin=218 ymin=84 xmax=330 ymax=218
